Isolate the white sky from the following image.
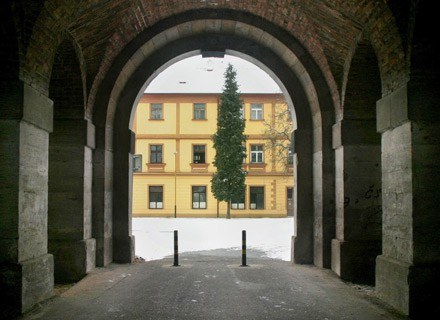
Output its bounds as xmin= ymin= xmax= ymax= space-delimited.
xmin=145 ymin=55 xmax=282 ymax=94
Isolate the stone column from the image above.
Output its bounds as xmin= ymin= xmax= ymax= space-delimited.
xmin=331 ymin=119 xmax=382 ymax=284
xmin=0 ymin=82 xmax=54 ymax=317
xmin=112 ymin=128 xmax=135 ymax=263
xmin=92 ymin=125 xmax=113 ymax=267
xmin=48 ymin=119 xmax=96 ymax=283
xmin=291 ymin=128 xmax=314 ymax=264
xmin=375 ymin=84 xmax=440 ymax=317
xmin=311 ymin=109 xmax=335 ymax=269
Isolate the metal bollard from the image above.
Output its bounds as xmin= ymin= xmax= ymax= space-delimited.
xmin=241 ymin=230 xmax=248 ymax=267
xmin=173 ymin=230 xmax=179 ymax=266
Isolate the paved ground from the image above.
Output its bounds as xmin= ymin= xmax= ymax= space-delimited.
xmin=20 ymin=250 xmax=407 ymax=320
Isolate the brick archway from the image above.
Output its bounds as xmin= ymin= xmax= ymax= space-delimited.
xmin=92 ymin=17 xmax=336 ymax=267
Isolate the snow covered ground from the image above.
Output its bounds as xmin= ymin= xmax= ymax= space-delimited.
xmin=132 ymin=217 xmax=294 ymax=262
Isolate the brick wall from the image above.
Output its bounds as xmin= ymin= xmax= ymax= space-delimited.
xmin=12 ymin=1 xmax=410 ymax=115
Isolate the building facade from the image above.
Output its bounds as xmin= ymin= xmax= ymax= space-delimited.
xmin=132 ymin=93 xmax=293 ymax=218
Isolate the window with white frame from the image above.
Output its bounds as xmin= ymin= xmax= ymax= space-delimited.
xmin=150 ymin=103 xmax=163 ymax=120
xmin=149 ymin=186 xmax=163 ymax=209
xmin=231 ymin=188 xmax=246 ymax=209
xmin=250 ymin=145 xmax=264 ymax=163
xmin=250 ymin=103 xmax=263 ymax=120
xmin=192 ymin=186 xmax=207 ymax=209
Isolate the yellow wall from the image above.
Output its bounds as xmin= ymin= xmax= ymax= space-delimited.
xmin=243 ymin=101 xmax=272 ymax=135
xmin=132 ymin=93 xmax=293 ymax=218
xmin=135 ymin=102 xmax=176 ymax=134
xmin=180 ymin=102 xmax=218 ymax=134
xmin=135 ymin=139 xmax=177 ymax=172
xmin=132 ymin=174 xmax=293 ymax=218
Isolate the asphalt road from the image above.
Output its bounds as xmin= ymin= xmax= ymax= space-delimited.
xmin=20 ymin=249 xmax=407 ymax=320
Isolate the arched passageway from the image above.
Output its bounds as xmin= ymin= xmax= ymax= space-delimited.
xmin=0 ymin=2 xmax=438 ymax=319
xmin=91 ymin=15 xmax=336 ymax=270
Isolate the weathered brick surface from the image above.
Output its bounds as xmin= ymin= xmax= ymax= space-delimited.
xmin=344 ymin=38 xmax=382 ymax=119
xmin=49 ymin=37 xmax=85 ymax=120
xmin=13 ymin=1 xmax=404 ymax=113
xmin=330 ymin=0 xmax=408 ymax=95
xmin=83 ymin=2 xmax=335 ymax=117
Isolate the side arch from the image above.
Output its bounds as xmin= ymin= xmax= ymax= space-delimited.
xmin=48 ymin=35 xmax=96 ymax=283
xmin=332 ymin=36 xmax=382 ymax=284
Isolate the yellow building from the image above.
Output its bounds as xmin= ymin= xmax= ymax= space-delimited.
xmin=132 ymin=93 xmax=293 ymax=218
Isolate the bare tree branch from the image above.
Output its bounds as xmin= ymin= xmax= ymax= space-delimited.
xmin=262 ymin=99 xmax=294 ymax=173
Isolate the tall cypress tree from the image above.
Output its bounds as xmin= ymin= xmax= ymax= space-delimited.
xmin=211 ymin=64 xmax=247 ymax=219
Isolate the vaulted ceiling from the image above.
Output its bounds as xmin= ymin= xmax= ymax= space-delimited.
xmin=12 ymin=0 xmax=410 ymax=102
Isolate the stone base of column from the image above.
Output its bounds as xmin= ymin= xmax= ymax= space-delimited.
xmin=0 ymin=253 xmax=54 ymax=318
xmin=291 ymin=236 xmax=295 ymax=264
xmin=49 ymin=238 xmax=96 ymax=283
xmin=331 ymin=239 xmax=381 ymax=284
xmin=95 ymin=235 xmax=113 ymax=267
xmin=291 ymin=235 xmax=313 ymax=264
xmin=376 ymin=255 xmax=440 ymax=318
xmin=113 ymin=235 xmax=135 ymax=264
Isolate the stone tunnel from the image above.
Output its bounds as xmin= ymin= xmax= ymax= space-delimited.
xmin=0 ymin=1 xmax=438 ymax=318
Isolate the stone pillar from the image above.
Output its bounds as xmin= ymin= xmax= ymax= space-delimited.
xmin=112 ymin=128 xmax=135 ymax=263
xmin=0 ymin=83 xmax=54 ymax=317
xmin=311 ymin=109 xmax=335 ymax=269
xmin=92 ymin=125 xmax=113 ymax=267
xmin=375 ymin=84 xmax=440 ymax=317
xmin=291 ymin=128 xmax=314 ymax=264
xmin=331 ymin=119 xmax=382 ymax=284
xmin=48 ymin=119 xmax=96 ymax=283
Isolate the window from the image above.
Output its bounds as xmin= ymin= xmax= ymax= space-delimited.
xmin=149 ymin=186 xmax=163 ymax=209
xmin=133 ymin=154 xmax=142 ymax=172
xmin=231 ymin=189 xmax=245 ymax=210
xmin=150 ymin=103 xmax=163 ymax=120
xmin=250 ymin=145 xmax=264 ymax=163
xmin=250 ymin=187 xmax=264 ymax=209
xmin=194 ymin=103 xmax=206 ymax=120
xmin=149 ymin=145 xmax=162 ymax=163
xmin=287 ymin=187 xmax=293 ymax=200
xmin=193 ymin=145 xmax=206 ymax=163
xmin=192 ymin=186 xmax=207 ymax=209
xmin=287 ymin=187 xmax=293 ymax=210
xmin=250 ymin=103 xmax=263 ymax=120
